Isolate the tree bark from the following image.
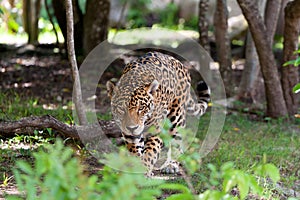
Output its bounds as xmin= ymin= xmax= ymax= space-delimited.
xmin=282 ymin=0 xmax=300 ymax=115
xmin=237 ymin=0 xmax=288 ymax=118
xmin=52 ymin=0 xmax=84 ymax=53
xmin=264 ymin=0 xmax=282 ymax=45
xmin=83 ymin=0 xmax=110 ymax=55
xmin=237 ymin=0 xmax=267 ymax=105
xmin=65 ymin=0 xmax=88 ymax=125
xmin=213 ymin=0 xmax=232 ymax=96
xmin=22 ymin=0 xmax=41 ymax=44
xmin=198 ymin=0 xmax=210 ymax=52
xmin=237 ymin=31 xmax=261 ymax=104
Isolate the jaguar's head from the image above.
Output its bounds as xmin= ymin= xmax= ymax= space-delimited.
xmin=106 ymin=79 xmax=159 ymax=136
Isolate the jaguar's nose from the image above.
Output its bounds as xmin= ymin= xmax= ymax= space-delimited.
xmin=126 ymin=125 xmax=138 ymax=133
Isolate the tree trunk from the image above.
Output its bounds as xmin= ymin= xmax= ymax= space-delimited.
xmin=52 ymin=0 xmax=67 ymax=40
xmin=198 ymin=0 xmax=210 ymax=52
xmin=237 ymin=0 xmax=266 ymax=105
xmin=282 ymin=0 xmax=300 ymax=115
xmin=213 ymin=0 xmax=232 ymax=96
xmin=237 ymin=31 xmax=261 ymax=104
xmin=22 ymin=0 xmax=41 ymax=44
xmin=237 ymin=0 xmax=288 ymax=118
xmin=264 ymin=0 xmax=282 ymax=45
xmin=66 ymin=0 xmax=88 ymax=125
xmin=83 ymin=0 xmax=110 ymax=55
xmin=52 ymin=0 xmax=84 ymax=54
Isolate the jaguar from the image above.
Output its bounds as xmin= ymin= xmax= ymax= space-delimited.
xmin=106 ymin=51 xmax=210 ymax=176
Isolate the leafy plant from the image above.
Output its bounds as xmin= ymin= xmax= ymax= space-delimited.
xmin=126 ymin=0 xmax=152 ymax=28
xmin=159 ymin=3 xmax=179 ymax=28
xmin=9 ymin=140 xmax=163 ymax=200
xmin=99 ymin=149 xmax=163 ymax=200
xmin=11 ymin=140 xmax=97 ymax=200
xmin=1 ymin=173 xmax=13 ymax=187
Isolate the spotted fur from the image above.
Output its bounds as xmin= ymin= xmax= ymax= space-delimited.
xmin=106 ymin=52 xmax=210 ymax=175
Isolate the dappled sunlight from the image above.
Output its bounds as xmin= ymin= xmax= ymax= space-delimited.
xmin=42 ymin=103 xmax=72 ymax=111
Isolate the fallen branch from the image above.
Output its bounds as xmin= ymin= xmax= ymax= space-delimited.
xmin=0 ymin=115 xmax=122 ymax=139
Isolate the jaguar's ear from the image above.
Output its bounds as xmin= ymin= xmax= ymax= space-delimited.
xmin=106 ymin=81 xmax=115 ymax=99
xmin=147 ymin=80 xmax=159 ymax=97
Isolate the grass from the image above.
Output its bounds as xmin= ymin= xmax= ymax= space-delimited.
xmin=196 ymin=111 xmax=300 ymax=196
xmin=0 ymin=92 xmax=299 ymax=198
xmin=0 ymin=92 xmax=72 ymax=122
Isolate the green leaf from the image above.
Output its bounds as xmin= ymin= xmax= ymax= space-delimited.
xmin=295 ymin=57 xmax=300 ymax=66
xmin=294 ymin=49 xmax=300 ymax=54
xmin=138 ymin=188 xmax=162 ymax=199
xmin=207 ymin=163 xmax=217 ymax=173
xmin=166 ymin=193 xmax=195 ymax=200
xmin=237 ymin=174 xmax=249 ymax=199
xmin=254 ymin=163 xmax=280 ymax=183
xmin=199 ymin=190 xmax=230 ymax=200
xmin=293 ymin=83 xmax=300 ymax=93
xmin=7 ymin=18 xmax=19 ymax=33
xmin=248 ymin=176 xmax=263 ymax=195
xmin=35 ymin=155 xmax=48 ymax=176
xmin=221 ymin=162 xmax=234 ymax=172
xmin=159 ymin=183 xmax=191 ymax=194
xmin=16 ymin=161 xmax=33 ymax=175
xmin=283 ymin=60 xmax=295 ymax=67
xmin=223 ymin=178 xmax=236 ymax=193
xmin=264 ymin=164 xmax=280 ymax=183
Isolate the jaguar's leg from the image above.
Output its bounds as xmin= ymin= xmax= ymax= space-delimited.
xmin=142 ymin=135 xmax=163 ymax=176
xmin=123 ymin=133 xmax=144 ymax=157
xmin=157 ymin=99 xmax=185 ymax=174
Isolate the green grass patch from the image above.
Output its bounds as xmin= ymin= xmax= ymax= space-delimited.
xmin=0 ymin=91 xmax=72 ymax=123
xmin=197 ymin=112 xmax=300 ymax=193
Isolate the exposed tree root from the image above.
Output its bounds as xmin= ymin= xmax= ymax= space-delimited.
xmin=0 ymin=115 xmax=122 ymax=140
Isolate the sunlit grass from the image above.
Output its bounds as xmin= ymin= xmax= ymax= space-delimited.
xmin=197 ymin=112 xmax=300 ymax=191
xmin=0 ymin=91 xmax=72 ymax=122
xmin=0 ymin=26 xmax=64 ymax=45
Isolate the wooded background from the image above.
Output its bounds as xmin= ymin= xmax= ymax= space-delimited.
xmin=0 ymin=0 xmax=299 ymax=119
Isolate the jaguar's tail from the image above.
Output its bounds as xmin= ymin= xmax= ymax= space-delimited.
xmin=186 ymin=81 xmax=210 ymax=117
xmin=196 ymin=81 xmax=211 ymax=104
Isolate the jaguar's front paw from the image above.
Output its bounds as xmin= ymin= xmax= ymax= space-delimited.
xmin=160 ymin=160 xmax=182 ymax=174
xmin=145 ymin=170 xmax=154 ymax=177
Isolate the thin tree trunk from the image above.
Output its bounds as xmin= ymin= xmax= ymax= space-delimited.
xmin=213 ymin=0 xmax=232 ymax=96
xmin=198 ymin=0 xmax=210 ymax=52
xmin=237 ymin=0 xmax=288 ymax=118
xmin=44 ymin=0 xmax=59 ymax=45
xmin=282 ymin=0 xmax=300 ymax=115
xmin=65 ymin=0 xmax=88 ymax=125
